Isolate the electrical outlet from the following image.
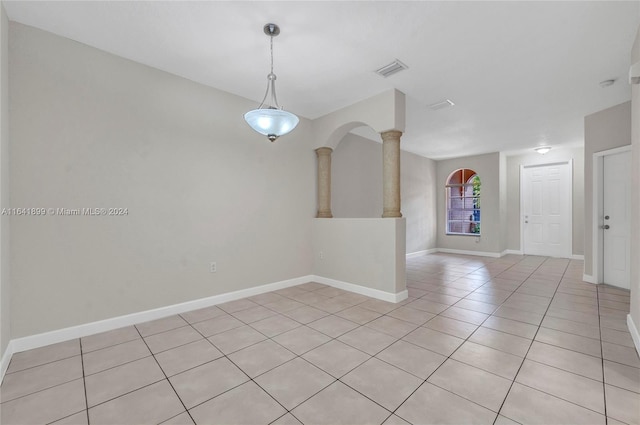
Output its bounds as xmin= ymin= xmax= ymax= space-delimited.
xmin=320 ymin=251 xmax=324 ymax=260
xmin=475 ymin=237 xmax=481 ymax=243
xmin=210 ymin=262 xmax=217 ymax=273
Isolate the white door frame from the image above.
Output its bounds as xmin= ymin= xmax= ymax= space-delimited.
xmin=592 ymin=145 xmax=632 ymax=285
xmin=519 ymin=160 xmax=573 ymax=258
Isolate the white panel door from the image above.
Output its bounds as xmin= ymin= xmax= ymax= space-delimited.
xmin=522 ymin=162 xmax=572 ymax=257
xmin=603 ymin=152 xmax=631 ymax=289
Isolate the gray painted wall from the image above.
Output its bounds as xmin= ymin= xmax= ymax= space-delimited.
xmin=312 ymin=218 xmax=406 ymax=294
xmin=499 ymin=153 xmax=508 ymax=253
xmin=332 ymin=134 xmax=383 ymax=219
xmin=506 ymin=146 xmax=584 ymax=256
xmin=630 ymin=25 xmax=640 ymax=341
xmin=403 ymin=146 xmax=438 ymax=254
xmin=332 ymin=133 xmax=437 ymax=254
xmin=9 ymin=23 xmax=316 ymax=338
xmin=0 ymin=6 xmax=9 ymax=356
xmin=584 ymin=102 xmax=632 ymax=277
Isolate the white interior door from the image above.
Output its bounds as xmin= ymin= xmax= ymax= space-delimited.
xmin=522 ymin=162 xmax=572 ymax=257
xmin=603 ymin=152 xmax=631 ymax=289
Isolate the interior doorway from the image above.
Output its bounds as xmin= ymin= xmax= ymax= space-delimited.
xmin=520 ymin=161 xmax=573 ymax=258
xmin=593 ymin=147 xmax=631 ymax=289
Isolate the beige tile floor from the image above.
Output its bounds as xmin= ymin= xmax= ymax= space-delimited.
xmin=1 ymin=253 xmax=639 ymax=425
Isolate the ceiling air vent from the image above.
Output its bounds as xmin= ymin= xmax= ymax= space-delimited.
xmin=428 ymin=99 xmax=455 ymax=110
xmin=375 ymin=59 xmax=408 ymax=78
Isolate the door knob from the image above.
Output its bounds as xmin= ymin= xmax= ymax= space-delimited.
xmin=601 ymin=224 xmax=610 ymax=230
xmin=605 ymin=215 xmax=610 ymax=220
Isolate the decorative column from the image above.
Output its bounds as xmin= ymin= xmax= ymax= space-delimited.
xmin=381 ymin=130 xmax=403 ymax=218
xmin=315 ymin=147 xmax=333 ymax=218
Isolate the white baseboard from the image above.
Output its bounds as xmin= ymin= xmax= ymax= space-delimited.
xmin=312 ymin=275 xmax=408 ymax=303
xmin=9 ymin=275 xmax=312 ymax=356
xmin=628 ymin=314 xmax=640 ymax=357
xmin=571 ymin=254 xmax=585 ymax=260
xmin=1 ymin=273 xmax=408 ymax=383
xmin=502 ymin=249 xmax=523 ymax=256
xmin=408 ymin=248 xmax=523 ymax=259
xmin=582 ymin=274 xmax=597 ymax=284
xmin=437 ymin=248 xmax=527 ymax=258
xmin=1 ymin=340 xmax=14 ymax=384
xmin=406 ymin=249 xmax=437 ymax=258
xmin=436 ymin=248 xmax=502 ymax=258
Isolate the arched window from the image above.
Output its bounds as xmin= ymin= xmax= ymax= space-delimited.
xmin=446 ymin=168 xmax=481 ymax=235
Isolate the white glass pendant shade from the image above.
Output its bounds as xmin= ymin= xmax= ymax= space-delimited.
xmin=244 ymin=108 xmax=299 ymax=142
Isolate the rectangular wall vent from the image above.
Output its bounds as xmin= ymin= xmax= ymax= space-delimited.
xmin=375 ymin=59 xmax=408 ymax=78
xmin=429 ymin=99 xmax=455 ymax=110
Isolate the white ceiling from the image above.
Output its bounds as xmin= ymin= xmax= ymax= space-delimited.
xmin=4 ymin=1 xmax=639 ymax=159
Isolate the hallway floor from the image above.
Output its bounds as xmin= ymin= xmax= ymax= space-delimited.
xmin=1 ymin=253 xmax=638 ymax=425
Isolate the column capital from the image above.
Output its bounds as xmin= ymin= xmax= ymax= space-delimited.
xmin=380 ymin=130 xmax=403 ymax=142
xmin=315 ymin=147 xmax=333 ymax=155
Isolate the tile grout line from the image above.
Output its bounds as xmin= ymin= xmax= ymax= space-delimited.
xmin=79 ymin=331 xmax=166 ymax=375
xmin=0 ymin=360 xmax=85 ymax=406
xmin=3 ymin=351 xmax=79 ymax=376
xmin=596 ymin=285 xmax=609 ymax=424
xmin=79 ymin=339 xmax=90 ymax=425
xmin=132 ymin=325 xmax=198 ymax=425
xmin=77 ymin=334 xmax=143 ymax=354
xmin=36 ymin=341 xmax=89 ymax=425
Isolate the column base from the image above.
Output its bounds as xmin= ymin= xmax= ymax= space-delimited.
xmin=317 ymin=211 xmax=334 ymax=218
xmin=382 ymin=211 xmax=402 ymax=218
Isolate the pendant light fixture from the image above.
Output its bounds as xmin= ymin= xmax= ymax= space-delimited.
xmin=244 ymin=23 xmax=299 ymax=142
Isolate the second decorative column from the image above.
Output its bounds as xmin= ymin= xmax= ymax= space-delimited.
xmin=381 ymin=130 xmax=403 ymax=218
xmin=315 ymin=147 xmax=333 ymax=218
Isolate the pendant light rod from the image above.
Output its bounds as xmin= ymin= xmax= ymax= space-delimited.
xmin=257 ymin=24 xmax=280 ymax=110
